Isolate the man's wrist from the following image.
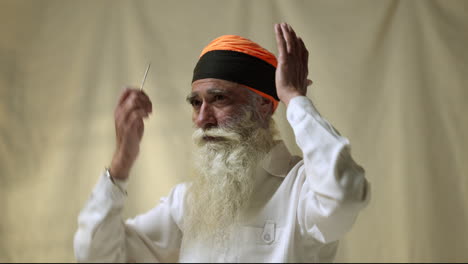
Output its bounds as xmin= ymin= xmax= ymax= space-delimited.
xmin=109 ymin=166 xmax=129 ymax=181
xmin=110 ymin=154 xmax=130 ymax=180
xmin=104 ymin=167 xmax=128 ymax=194
xmin=280 ymin=92 xmax=304 ymax=107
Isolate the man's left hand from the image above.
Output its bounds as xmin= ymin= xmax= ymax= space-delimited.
xmin=274 ymin=23 xmax=312 ymax=107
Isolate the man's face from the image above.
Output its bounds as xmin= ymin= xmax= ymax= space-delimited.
xmin=185 ymin=79 xmax=277 ymax=244
xmin=188 ymin=78 xmax=251 ymax=130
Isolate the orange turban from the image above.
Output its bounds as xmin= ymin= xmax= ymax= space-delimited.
xmin=193 ymin=35 xmax=279 ymax=111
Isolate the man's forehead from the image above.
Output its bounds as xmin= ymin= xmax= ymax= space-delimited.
xmin=190 ymin=78 xmax=244 ymax=96
xmin=192 ymin=78 xmax=239 ymax=91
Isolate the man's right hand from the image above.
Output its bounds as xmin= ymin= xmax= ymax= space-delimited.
xmin=110 ymin=87 xmax=152 ymax=180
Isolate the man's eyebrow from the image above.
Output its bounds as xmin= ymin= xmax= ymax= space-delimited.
xmin=207 ymin=88 xmax=230 ymax=96
xmin=186 ymin=88 xmax=231 ymax=103
xmin=186 ymin=92 xmax=198 ymax=103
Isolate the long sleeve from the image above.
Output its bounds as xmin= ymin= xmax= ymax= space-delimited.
xmin=287 ymin=96 xmax=370 ymax=244
xmin=73 ymin=173 xmax=185 ymax=263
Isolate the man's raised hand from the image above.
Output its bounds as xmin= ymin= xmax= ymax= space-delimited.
xmin=274 ymin=23 xmax=312 ymax=106
xmin=110 ymin=88 xmax=152 ymax=180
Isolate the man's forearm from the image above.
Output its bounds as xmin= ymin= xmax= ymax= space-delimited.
xmin=74 ymin=172 xmax=128 ymax=262
xmin=287 ymin=95 xmax=370 ymax=243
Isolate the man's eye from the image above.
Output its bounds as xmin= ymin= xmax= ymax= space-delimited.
xmin=214 ymin=95 xmax=226 ymax=101
xmin=191 ymin=100 xmax=202 ymax=108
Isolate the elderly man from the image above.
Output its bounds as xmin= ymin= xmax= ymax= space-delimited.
xmin=74 ymin=23 xmax=370 ymax=262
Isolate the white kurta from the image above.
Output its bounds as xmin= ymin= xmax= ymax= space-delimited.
xmin=74 ymin=96 xmax=370 ymax=263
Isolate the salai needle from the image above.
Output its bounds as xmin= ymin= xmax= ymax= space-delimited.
xmin=140 ymin=63 xmax=151 ymax=91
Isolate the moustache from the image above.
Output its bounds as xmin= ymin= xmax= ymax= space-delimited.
xmin=192 ymin=127 xmax=242 ymax=146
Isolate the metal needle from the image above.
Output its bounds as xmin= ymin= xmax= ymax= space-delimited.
xmin=140 ymin=62 xmax=151 ymax=91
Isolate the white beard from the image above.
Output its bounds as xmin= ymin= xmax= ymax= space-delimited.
xmin=184 ymin=108 xmax=277 ymax=244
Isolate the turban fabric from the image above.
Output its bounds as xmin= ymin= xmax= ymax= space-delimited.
xmin=192 ymin=35 xmax=279 ymax=111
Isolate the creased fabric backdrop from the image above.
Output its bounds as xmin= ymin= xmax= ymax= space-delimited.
xmin=1 ymin=0 xmax=467 ymax=262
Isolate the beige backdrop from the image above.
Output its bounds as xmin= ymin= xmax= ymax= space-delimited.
xmin=1 ymin=0 xmax=467 ymax=262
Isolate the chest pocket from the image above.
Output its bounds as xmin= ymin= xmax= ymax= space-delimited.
xmin=237 ymin=220 xmax=282 ymax=262
xmin=240 ymin=220 xmax=279 ymax=245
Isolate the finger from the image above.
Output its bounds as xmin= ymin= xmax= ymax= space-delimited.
xmin=275 ymin=24 xmax=287 ymax=59
xmin=115 ymin=91 xmax=138 ymax=123
xmin=287 ymin=24 xmax=299 ymax=53
xmin=118 ymin=88 xmax=144 ymax=111
xmin=142 ymin=93 xmax=153 ymax=113
xmin=139 ymin=90 xmax=151 ymax=102
xmin=137 ymin=119 xmax=144 ymax=136
xmin=123 ymin=109 xmax=148 ymax=131
xmin=136 ymin=91 xmax=153 ymax=113
xmin=115 ymin=110 xmax=139 ymax=138
xmin=128 ymin=111 xmax=145 ymax=135
xmin=298 ymin=37 xmax=309 ymax=63
xmin=117 ymin=107 xmax=148 ymax=128
xmin=129 ymin=109 xmax=149 ymax=122
xmin=118 ymin=87 xmax=133 ymax=106
xmin=281 ymin=23 xmax=293 ymax=54
xmin=127 ymin=92 xmax=146 ymax=109
xmin=297 ymin=37 xmax=309 ymax=76
xmin=120 ymin=94 xmax=150 ymax=121
xmin=131 ymin=97 xmax=151 ymax=117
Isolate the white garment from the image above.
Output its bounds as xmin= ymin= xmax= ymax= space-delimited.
xmin=74 ymin=96 xmax=370 ymax=263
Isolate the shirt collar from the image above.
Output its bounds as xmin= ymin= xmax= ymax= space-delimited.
xmin=260 ymin=140 xmax=300 ymax=178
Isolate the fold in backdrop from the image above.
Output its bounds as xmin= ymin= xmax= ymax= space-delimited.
xmin=1 ymin=0 xmax=467 ymax=262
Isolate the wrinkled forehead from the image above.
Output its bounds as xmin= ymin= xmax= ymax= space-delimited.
xmin=189 ymin=78 xmax=249 ymax=97
xmin=191 ymin=78 xmax=239 ymax=91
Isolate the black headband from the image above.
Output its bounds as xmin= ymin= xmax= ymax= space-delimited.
xmin=192 ymin=50 xmax=279 ymax=101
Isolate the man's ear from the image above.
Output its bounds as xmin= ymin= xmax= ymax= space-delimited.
xmin=259 ymin=97 xmax=274 ymax=118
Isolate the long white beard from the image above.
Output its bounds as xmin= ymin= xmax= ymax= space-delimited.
xmin=184 ymin=109 xmax=276 ymax=244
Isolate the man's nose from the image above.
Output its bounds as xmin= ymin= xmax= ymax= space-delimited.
xmin=195 ymin=102 xmax=217 ymax=129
